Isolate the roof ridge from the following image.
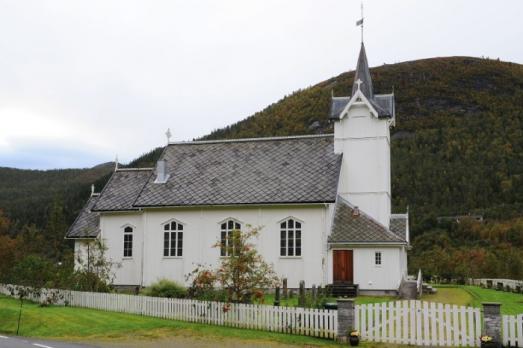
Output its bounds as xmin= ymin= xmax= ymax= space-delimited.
xmin=116 ymin=167 xmax=154 ymax=172
xmin=168 ymin=134 xmax=334 ymax=146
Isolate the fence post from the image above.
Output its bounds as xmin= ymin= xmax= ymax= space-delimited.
xmin=482 ymin=302 xmax=502 ymax=346
xmin=336 ymin=298 xmax=355 ymax=342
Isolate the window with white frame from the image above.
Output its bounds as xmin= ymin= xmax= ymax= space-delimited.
xmin=163 ymin=221 xmax=183 ymax=257
xmin=280 ymin=218 xmax=302 ymax=257
xmin=123 ymin=226 xmax=133 ymax=257
xmin=375 ymin=251 xmax=382 ymax=266
xmin=220 ymin=219 xmax=241 ymax=256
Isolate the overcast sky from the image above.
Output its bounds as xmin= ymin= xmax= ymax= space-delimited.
xmin=1 ymin=0 xmax=522 ymax=170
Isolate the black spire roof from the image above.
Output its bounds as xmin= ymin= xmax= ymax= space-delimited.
xmin=351 ymin=42 xmax=373 ymax=99
xmin=330 ymin=42 xmax=394 ymax=120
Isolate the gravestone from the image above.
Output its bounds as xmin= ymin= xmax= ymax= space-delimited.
xmin=298 ymin=280 xmax=306 ymax=307
xmin=274 ymin=286 xmax=280 ymax=306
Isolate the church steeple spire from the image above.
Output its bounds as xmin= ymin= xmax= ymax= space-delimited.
xmin=351 ymin=42 xmax=373 ymax=99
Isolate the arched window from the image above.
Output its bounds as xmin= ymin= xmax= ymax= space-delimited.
xmin=163 ymin=221 xmax=183 ymax=257
xmin=123 ymin=226 xmax=133 ymax=257
xmin=220 ymin=219 xmax=241 ymax=256
xmin=280 ymin=218 xmax=302 ymax=257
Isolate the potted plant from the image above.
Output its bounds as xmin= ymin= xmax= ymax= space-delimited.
xmin=348 ymin=330 xmax=360 ymax=346
xmin=480 ymin=335 xmax=500 ymax=348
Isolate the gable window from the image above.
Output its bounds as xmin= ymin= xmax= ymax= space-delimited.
xmin=280 ymin=218 xmax=301 ymax=257
xmin=375 ymin=251 xmax=382 ymax=266
xmin=163 ymin=221 xmax=183 ymax=257
xmin=123 ymin=226 xmax=133 ymax=258
xmin=220 ymin=219 xmax=241 ymax=256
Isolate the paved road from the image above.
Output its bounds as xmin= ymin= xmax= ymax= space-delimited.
xmin=0 ymin=335 xmax=96 ymax=348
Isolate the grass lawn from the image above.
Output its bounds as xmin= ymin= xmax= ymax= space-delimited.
xmin=262 ymin=293 xmax=395 ymax=307
xmin=264 ymin=285 xmax=522 ymax=315
xmin=0 ymin=295 xmax=401 ymax=347
xmin=462 ymin=286 xmax=523 ymax=315
xmin=0 ymin=286 xmax=521 ymax=347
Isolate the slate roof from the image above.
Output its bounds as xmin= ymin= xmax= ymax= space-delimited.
xmin=92 ymin=169 xmax=153 ymax=211
xmin=329 ymin=95 xmax=393 ymax=119
xmin=134 ymin=135 xmax=342 ymax=207
xmin=328 ymin=196 xmax=406 ymax=244
xmin=65 ymin=195 xmax=100 ymax=238
xmin=351 ymin=42 xmax=374 ymax=99
xmin=390 ymin=214 xmax=408 ymax=240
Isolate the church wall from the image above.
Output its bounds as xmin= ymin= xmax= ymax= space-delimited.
xmin=73 ymin=239 xmax=91 ymax=271
xmin=326 ymin=245 xmax=403 ymax=291
xmin=100 ymin=204 xmax=329 ymax=288
xmin=99 ymin=212 xmax=144 ymax=286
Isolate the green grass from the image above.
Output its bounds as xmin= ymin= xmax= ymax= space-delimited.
xmin=462 ymin=286 xmax=523 ymax=315
xmin=263 ymin=286 xmax=522 ymax=315
xmin=1 ymin=286 xmax=521 ymax=347
xmin=0 ymin=295 xmax=343 ymax=347
xmin=261 ymin=294 xmax=395 ymax=307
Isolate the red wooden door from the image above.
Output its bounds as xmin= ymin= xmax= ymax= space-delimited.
xmin=333 ymin=250 xmax=353 ymax=283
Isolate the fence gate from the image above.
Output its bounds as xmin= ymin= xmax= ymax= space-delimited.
xmin=355 ymin=300 xmax=481 ymax=347
xmin=503 ymin=314 xmax=523 ymax=347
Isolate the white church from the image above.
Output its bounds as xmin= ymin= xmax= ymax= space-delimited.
xmin=67 ymin=42 xmax=410 ymax=295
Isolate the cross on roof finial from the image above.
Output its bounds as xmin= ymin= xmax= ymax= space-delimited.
xmin=165 ymin=128 xmax=172 ymax=144
xmin=355 ymin=78 xmax=363 ymax=91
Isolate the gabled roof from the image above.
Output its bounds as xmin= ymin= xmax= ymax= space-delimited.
xmin=134 ymin=134 xmax=342 ymax=207
xmin=328 ymin=196 xmax=406 ymax=244
xmin=65 ymin=195 xmax=100 ymax=239
xmin=92 ymin=169 xmax=153 ymax=211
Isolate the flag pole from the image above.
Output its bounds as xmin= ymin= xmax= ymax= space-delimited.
xmin=361 ymin=1 xmax=364 ymax=43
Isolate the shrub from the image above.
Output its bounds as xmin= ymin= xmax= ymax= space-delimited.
xmin=142 ymin=279 xmax=187 ymax=298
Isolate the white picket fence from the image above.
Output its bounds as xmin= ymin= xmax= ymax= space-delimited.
xmin=503 ymin=314 xmax=523 ymax=347
xmin=0 ymin=284 xmax=337 ymax=339
xmin=355 ymin=300 xmax=481 ymax=347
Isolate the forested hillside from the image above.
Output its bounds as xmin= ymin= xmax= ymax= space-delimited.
xmin=1 ymin=56 xmax=522 ymax=279
xmin=0 ymin=163 xmax=114 ymax=230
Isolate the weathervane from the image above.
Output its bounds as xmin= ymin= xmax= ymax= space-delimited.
xmin=356 ymin=1 xmax=364 ymax=43
xmin=165 ymin=128 xmax=172 ymax=144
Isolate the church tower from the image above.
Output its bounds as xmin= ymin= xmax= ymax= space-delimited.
xmin=330 ymin=43 xmax=395 ymax=228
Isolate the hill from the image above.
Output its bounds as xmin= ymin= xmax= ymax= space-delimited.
xmin=1 ymin=56 xmax=522 ymax=278
xmin=0 ymin=163 xmax=114 ymax=229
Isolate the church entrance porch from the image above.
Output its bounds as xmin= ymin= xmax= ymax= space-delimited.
xmin=330 ymin=249 xmax=359 ymax=297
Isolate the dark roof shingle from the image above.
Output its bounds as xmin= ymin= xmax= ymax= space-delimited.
xmin=328 ymin=196 xmax=406 ymax=243
xmin=390 ymin=214 xmax=408 ymax=240
xmin=66 ymin=196 xmax=100 ymax=238
xmin=134 ymin=135 xmax=342 ymax=207
xmin=92 ymin=169 xmax=152 ymax=211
